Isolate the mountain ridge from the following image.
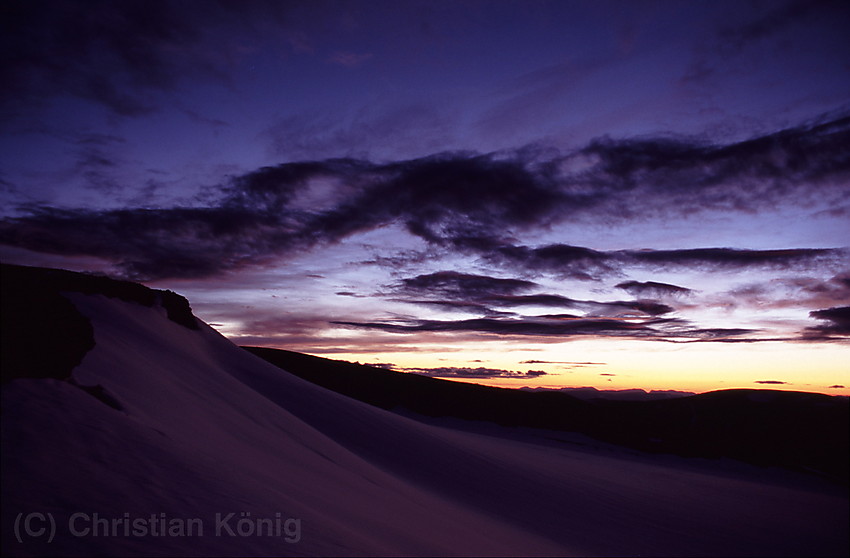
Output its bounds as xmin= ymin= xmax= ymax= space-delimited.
xmin=244 ymin=346 xmax=850 ymax=484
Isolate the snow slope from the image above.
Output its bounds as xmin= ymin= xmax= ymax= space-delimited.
xmin=2 ymin=292 xmax=848 ymax=556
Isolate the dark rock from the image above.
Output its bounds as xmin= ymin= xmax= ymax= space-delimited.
xmin=1 ymin=266 xmax=95 ymax=383
xmin=1 ymin=263 xmax=200 ymax=384
xmin=160 ymin=289 xmax=199 ymax=330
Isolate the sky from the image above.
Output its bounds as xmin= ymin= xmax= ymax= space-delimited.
xmin=1 ymin=0 xmax=849 ymax=395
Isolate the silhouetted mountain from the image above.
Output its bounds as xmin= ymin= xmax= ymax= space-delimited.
xmin=245 ymin=347 xmax=850 ymax=484
xmin=521 ymin=385 xmax=694 ymax=400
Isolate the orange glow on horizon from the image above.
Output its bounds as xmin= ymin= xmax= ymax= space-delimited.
xmin=247 ymin=335 xmax=850 ymax=397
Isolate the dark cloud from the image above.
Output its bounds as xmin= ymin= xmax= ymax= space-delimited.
xmin=537 ymin=313 xmax=582 ymax=320
xmin=834 ymin=273 xmax=850 ymax=290
xmin=519 ymin=360 xmax=604 ymax=365
xmin=754 ymin=380 xmax=790 ymax=385
xmin=621 ymin=248 xmax=839 ymax=270
xmin=616 ymin=280 xmax=693 ymax=298
xmin=683 ymin=0 xmax=849 ymax=85
xmin=331 ymin=315 xmax=753 ymax=343
xmin=375 ymin=152 xmax=567 ymax=244
xmin=332 ymin=316 xmax=655 ymax=337
xmin=396 ymin=271 xmax=537 ymax=300
xmin=0 ymin=205 xmax=281 ymax=279
xmin=359 ymin=250 xmax=433 ymax=271
xmin=717 ymin=1 xmax=831 ymax=52
xmin=487 ymin=294 xmax=674 ymax=316
xmin=829 ymin=385 xmax=846 ymax=389
xmin=393 ymin=299 xmax=509 ymax=317
xmin=604 ymin=300 xmax=674 ymax=316
xmin=1 ymin=113 xmax=848 ymax=280
xmin=2 ymin=0 xmax=199 ymax=115
xmin=0 ymin=0 xmax=299 ymax=117
xmin=485 ymin=243 xmax=615 ymax=280
xmin=403 ymin=366 xmax=546 ymax=379
xmin=223 ymin=311 xmax=436 ymax=355
xmin=806 ymin=306 xmax=850 ymax=337
xmin=226 ymin=150 xmax=569 ymax=257
xmin=808 ymin=272 xmax=850 ymax=306
xmin=391 ymin=277 xmax=675 ymax=319
xmin=483 ymin=293 xmax=579 ymax=308
xmin=662 ymin=328 xmax=759 ymax=342
xmin=480 ymin=242 xmax=844 ymax=280
xmin=575 ymin=113 xmax=850 ymax=216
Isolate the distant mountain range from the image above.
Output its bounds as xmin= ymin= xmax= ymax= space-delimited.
xmin=519 ymin=386 xmax=695 ymax=400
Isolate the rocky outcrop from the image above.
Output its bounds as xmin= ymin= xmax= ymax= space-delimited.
xmin=1 ymin=263 xmax=198 ymax=388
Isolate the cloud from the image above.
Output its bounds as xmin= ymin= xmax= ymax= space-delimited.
xmin=573 ymin=113 xmax=850 ymax=214
xmin=402 ymin=366 xmax=547 ymax=379
xmin=481 ymin=242 xmax=844 ymax=280
xmin=610 ymin=300 xmax=674 ymax=316
xmin=0 ymin=1 xmax=318 ymax=118
xmin=681 ymin=1 xmax=849 ymax=87
xmin=2 ymin=113 xmax=848 ymax=280
xmin=202 ymin=109 xmax=850 ymax=264
xmin=616 ymin=280 xmax=693 ymax=297
xmin=519 ymin=360 xmax=604 ymax=366
xmin=390 ymin=297 xmax=674 ymax=329
xmin=483 ymin=293 xmax=674 ymax=317
xmin=659 ymin=328 xmax=762 ymax=343
xmin=711 ymin=272 xmax=850 ymax=313
xmin=332 ymin=316 xmax=656 ymax=337
xmin=754 ymin=380 xmax=790 ymax=385
xmin=395 ymin=271 xmax=537 ymax=299
xmin=2 ymin=0 xmax=205 ymax=115
xmin=331 ymin=315 xmax=754 ymax=343
xmin=485 ymin=294 xmax=579 ymax=307
xmin=717 ymin=0 xmax=825 ymax=53
xmin=0 ymin=205 xmax=281 ymax=279
xmin=393 ymin=299 xmax=509 ymax=317
xmin=389 ymin=273 xmax=675 ymax=319
xmin=484 ymin=244 xmax=615 ymax=280
xmin=806 ymin=306 xmax=850 ymax=337
xmin=621 ymin=248 xmax=839 ymax=270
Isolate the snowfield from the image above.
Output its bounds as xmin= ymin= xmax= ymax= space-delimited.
xmin=2 ymin=292 xmax=848 ymax=556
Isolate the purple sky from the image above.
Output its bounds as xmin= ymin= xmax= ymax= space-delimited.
xmin=1 ymin=0 xmax=848 ymax=393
